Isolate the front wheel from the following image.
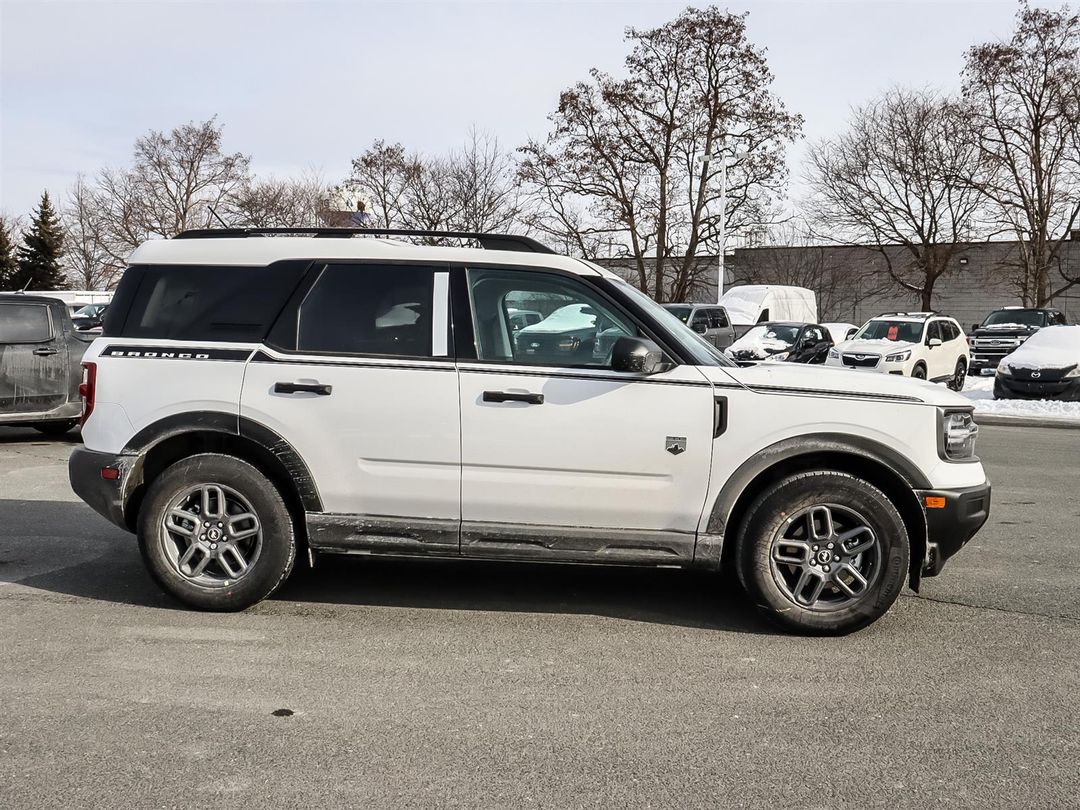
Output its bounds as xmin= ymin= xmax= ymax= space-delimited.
xmin=137 ymin=454 xmax=297 ymax=611
xmin=948 ymin=358 xmax=967 ymax=391
xmin=911 ymin=364 xmax=927 ymax=380
xmin=736 ymin=471 xmax=910 ymax=635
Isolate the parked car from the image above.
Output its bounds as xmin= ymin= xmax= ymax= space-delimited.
xmin=661 ymin=304 xmax=736 ymax=349
xmin=968 ymin=307 xmax=1069 ymax=377
xmin=0 ymin=294 xmax=93 ymax=434
xmin=506 ymin=307 xmax=542 ymax=332
xmin=69 ymin=227 xmax=990 ymax=635
xmin=72 ymin=303 xmax=109 ymax=333
xmin=993 ymin=325 xmax=1080 ymax=401
xmin=726 ymin=322 xmax=834 ymax=364
xmin=826 ymin=312 xmax=970 ymax=390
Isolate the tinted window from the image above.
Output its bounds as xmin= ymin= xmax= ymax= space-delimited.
xmin=856 ymin=320 xmax=924 ymax=342
xmin=927 ymin=321 xmax=943 ymax=342
xmin=298 ymin=264 xmax=434 ymax=357
xmin=690 ymin=310 xmax=710 ymax=330
xmin=118 ymin=263 xmax=306 ymax=341
xmin=709 ymin=308 xmax=729 ymax=328
xmin=982 ymin=309 xmax=1046 ymax=327
xmin=804 ymin=326 xmax=825 ymax=344
xmin=0 ymin=303 xmax=51 ymax=343
xmin=942 ymin=321 xmax=960 ymax=341
xmin=663 ymin=305 xmax=692 ymax=323
xmin=469 ymin=268 xmax=637 ymax=368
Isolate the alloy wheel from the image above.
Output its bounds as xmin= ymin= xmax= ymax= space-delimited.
xmin=768 ymin=504 xmax=882 ymax=611
xmin=160 ymin=484 xmax=263 ymax=587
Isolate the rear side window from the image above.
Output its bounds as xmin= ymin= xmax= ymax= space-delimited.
xmin=709 ymin=308 xmax=729 ymax=328
xmin=297 ymin=264 xmax=435 ymax=357
xmin=114 ymin=263 xmax=307 ymax=342
xmin=0 ymin=303 xmax=51 ymax=343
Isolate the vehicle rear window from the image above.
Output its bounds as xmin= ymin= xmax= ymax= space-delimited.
xmin=0 ymin=303 xmax=51 ymax=343
xmin=113 ymin=263 xmax=307 ymax=342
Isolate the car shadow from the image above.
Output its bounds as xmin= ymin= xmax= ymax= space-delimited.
xmin=0 ymin=426 xmax=82 ymax=445
xmin=1 ymin=499 xmax=774 ymax=635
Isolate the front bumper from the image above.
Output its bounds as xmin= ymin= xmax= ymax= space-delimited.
xmin=915 ymin=481 xmax=991 ymax=576
xmin=69 ymin=446 xmax=138 ymax=532
xmin=994 ymin=375 xmax=1080 ymax=401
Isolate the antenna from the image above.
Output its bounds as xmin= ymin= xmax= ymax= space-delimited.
xmin=207 ymin=206 xmax=229 ymax=228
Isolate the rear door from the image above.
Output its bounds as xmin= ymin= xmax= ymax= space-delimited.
xmin=240 ymin=262 xmax=460 ymax=555
xmin=456 ymin=266 xmax=715 ymax=564
xmin=0 ymin=300 xmax=68 ymax=416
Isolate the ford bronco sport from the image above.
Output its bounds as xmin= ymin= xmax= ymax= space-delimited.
xmin=69 ymin=228 xmax=990 ymax=634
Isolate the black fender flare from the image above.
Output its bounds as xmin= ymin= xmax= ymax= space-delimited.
xmin=121 ymin=410 xmax=322 ymax=512
xmin=696 ymin=433 xmax=930 ymax=578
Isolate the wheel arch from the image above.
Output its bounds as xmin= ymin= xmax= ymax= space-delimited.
xmin=698 ymin=434 xmax=929 ymax=590
xmin=120 ymin=412 xmax=321 ymax=546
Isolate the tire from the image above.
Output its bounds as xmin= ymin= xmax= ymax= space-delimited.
xmin=137 ymin=453 xmax=297 ymax=611
xmin=735 ymin=471 xmax=910 ymax=635
xmin=32 ymin=420 xmax=77 ymax=436
xmin=947 ymin=358 xmax=967 ymax=391
xmin=911 ymin=363 xmax=927 ymax=380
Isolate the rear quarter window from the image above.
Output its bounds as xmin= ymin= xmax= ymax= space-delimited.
xmin=0 ymin=303 xmax=52 ymax=343
xmin=110 ymin=262 xmax=308 ymax=342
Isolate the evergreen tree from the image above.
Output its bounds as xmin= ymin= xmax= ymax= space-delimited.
xmin=14 ymin=191 xmax=66 ymax=290
xmin=0 ymin=220 xmax=17 ymax=290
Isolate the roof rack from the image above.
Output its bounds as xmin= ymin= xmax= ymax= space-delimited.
xmin=875 ymin=311 xmax=937 ymax=319
xmin=173 ymin=227 xmax=555 ymax=254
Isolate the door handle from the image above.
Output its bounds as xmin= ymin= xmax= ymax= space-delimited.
xmin=33 ymin=347 xmax=58 ymax=356
xmin=482 ymin=390 xmax=544 ymax=405
xmin=274 ymin=382 xmax=333 ymax=396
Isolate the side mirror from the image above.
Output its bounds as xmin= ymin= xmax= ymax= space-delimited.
xmin=971 ymin=323 xmax=980 ymax=332
xmin=845 ymin=328 xmax=857 ymax=340
xmin=611 ymin=336 xmax=665 ymax=375
xmin=928 ymin=337 xmax=943 ymax=347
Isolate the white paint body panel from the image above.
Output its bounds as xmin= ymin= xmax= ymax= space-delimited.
xmin=240 ymin=349 xmax=460 ymax=518
xmin=457 ymin=363 xmax=714 ymax=531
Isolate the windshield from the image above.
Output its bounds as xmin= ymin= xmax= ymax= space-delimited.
xmin=855 ymin=319 xmax=924 ymax=342
xmin=662 ymin=305 xmax=692 ymax=323
xmin=737 ymin=324 xmax=799 ymax=346
xmin=982 ymin=310 xmax=1046 ymax=327
xmin=613 ymin=280 xmax=736 ymax=367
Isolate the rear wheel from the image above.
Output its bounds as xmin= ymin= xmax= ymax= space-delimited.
xmin=911 ymin=363 xmax=927 ymax=380
xmin=32 ymin=420 xmax=77 ymax=436
xmin=948 ymin=358 xmax=967 ymax=391
xmin=736 ymin=471 xmax=909 ymax=635
xmin=137 ymin=453 xmax=296 ymax=611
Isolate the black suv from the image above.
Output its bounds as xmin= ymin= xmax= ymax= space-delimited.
xmin=968 ymin=308 xmax=1068 ymax=377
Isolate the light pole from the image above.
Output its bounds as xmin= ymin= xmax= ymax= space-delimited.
xmin=701 ymin=145 xmax=746 ymax=304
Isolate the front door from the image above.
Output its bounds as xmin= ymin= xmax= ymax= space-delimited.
xmin=456 ymin=266 xmax=715 ymax=564
xmin=240 ymin=262 xmax=460 ymax=554
xmin=0 ymin=301 xmax=68 ymax=416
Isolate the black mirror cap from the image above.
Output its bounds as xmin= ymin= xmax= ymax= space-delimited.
xmin=611 ymin=336 xmax=665 ymax=374
xmin=971 ymin=323 xmax=980 ymax=332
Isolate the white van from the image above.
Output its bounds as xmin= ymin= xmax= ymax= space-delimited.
xmin=720 ymin=285 xmax=817 ymax=335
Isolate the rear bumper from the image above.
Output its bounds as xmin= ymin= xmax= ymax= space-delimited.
xmin=915 ymin=481 xmax=991 ymax=576
xmin=68 ymin=446 xmax=137 ymax=531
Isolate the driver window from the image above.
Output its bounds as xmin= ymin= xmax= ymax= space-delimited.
xmin=926 ymin=321 xmax=942 ymax=343
xmin=690 ymin=311 xmax=710 ymax=332
xmin=468 ymin=268 xmax=637 ymax=368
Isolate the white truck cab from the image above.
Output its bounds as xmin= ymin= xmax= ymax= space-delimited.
xmin=69 ymin=228 xmax=990 ymax=634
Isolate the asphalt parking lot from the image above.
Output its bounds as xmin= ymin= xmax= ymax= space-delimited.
xmin=0 ymin=424 xmax=1077 ymax=809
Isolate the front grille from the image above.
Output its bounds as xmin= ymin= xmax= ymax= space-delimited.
xmin=842 ymin=353 xmax=880 ymax=368
xmin=999 ymin=379 xmax=1077 ymax=397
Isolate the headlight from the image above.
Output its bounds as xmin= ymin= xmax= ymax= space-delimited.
xmin=885 ymin=349 xmax=911 ymax=362
xmin=1065 ymin=365 xmax=1080 ymax=378
xmin=941 ymin=411 xmax=978 ymax=461
xmin=828 ymin=348 xmax=839 ymax=359
xmin=764 ymin=351 xmax=790 ymax=362
xmin=996 ymin=364 xmax=1011 ymax=376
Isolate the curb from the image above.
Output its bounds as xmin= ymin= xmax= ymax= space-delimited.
xmin=975 ymin=414 xmax=1080 ymax=430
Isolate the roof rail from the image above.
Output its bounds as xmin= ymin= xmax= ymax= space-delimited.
xmin=173 ymin=227 xmax=555 ymax=254
xmin=875 ymin=310 xmax=937 ymax=318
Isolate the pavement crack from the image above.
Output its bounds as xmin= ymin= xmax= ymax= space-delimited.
xmin=902 ymin=592 xmax=1080 ymax=625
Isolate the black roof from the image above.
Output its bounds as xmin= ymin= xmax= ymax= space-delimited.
xmin=174 ymin=227 xmax=555 ymax=254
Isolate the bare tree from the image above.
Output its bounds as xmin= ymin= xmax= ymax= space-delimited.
xmin=805 ymin=87 xmax=984 ymax=310
xmin=519 ymin=6 xmax=801 ymax=302
xmin=62 ymin=175 xmax=121 ymax=289
xmin=448 ymin=128 xmax=524 ymax=234
xmin=345 ymin=140 xmax=415 ymax=229
xmin=95 ymin=118 xmax=251 ymax=262
xmin=226 ymin=171 xmax=335 ymax=228
xmin=963 ymin=1 xmax=1080 ymax=304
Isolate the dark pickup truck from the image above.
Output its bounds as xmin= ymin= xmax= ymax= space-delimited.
xmin=0 ymin=294 xmax=93 ymax=435
xmin=968 ymin=307 xmax=1069 ymax=377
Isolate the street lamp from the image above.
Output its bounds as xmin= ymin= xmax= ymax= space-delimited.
xmin=700 ymin=144 xmax=747 ymax=303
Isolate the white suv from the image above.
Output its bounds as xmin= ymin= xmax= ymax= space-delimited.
xmin=69 ymin=229 xmax=990 ymax=634
xmin=825 ymin=312 xmax=970 ymax=390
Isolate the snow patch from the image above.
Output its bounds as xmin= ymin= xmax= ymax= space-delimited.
xmin=962 ymin=376 xmax=1080 ymax=423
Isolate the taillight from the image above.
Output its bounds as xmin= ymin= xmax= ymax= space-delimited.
xmin=79 ymin=362 xmax=97 ymax=425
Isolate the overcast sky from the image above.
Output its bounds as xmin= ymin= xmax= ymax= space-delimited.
xmin=0 ymin=0 xmax=1040 ymax=219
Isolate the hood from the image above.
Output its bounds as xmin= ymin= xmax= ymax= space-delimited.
xmin=834 ymin=338 xmax=918 ymax=356
xmin=973 ymin=323 xmax=1040 ymax=336
xmin=700 ymin=362 xmax=969 ymax=408
xmin=1000 ymin=325 xmax=1080 ymax=371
